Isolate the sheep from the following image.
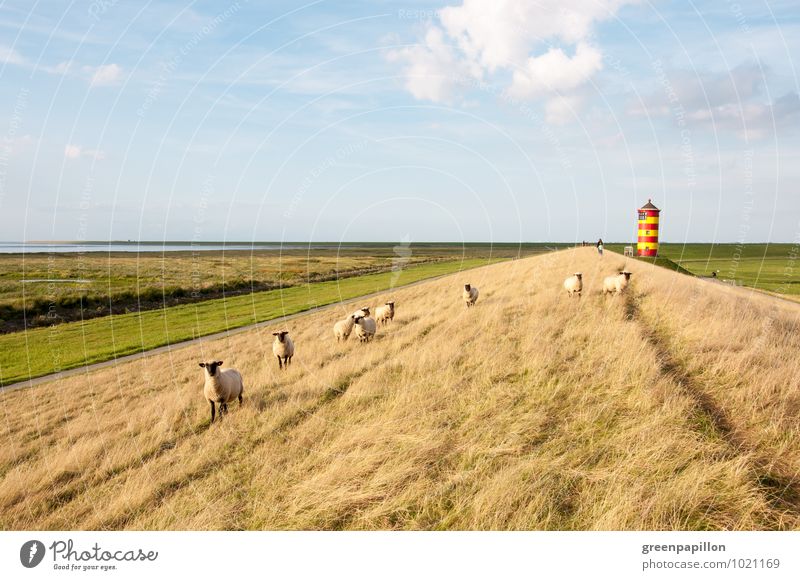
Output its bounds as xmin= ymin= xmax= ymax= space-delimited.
xmin=353 ymin=314 xmax=377 ymax=342
xmin=463 ymin=283 xmax=479 ymax=308
xmin=198 ymin=360 xmax=244 ymax=423
xmin=375 ymin=301 xmax=395 ymax=325
xmin=272 ymin=330 xmax=295 ymax=369
xmin=564 ymin=273 xmax=583 ymax=297
xmin=333 ymin=314 xmax=356 ymax=342
xmin=603 ymin=271 xmax=633 ymax=295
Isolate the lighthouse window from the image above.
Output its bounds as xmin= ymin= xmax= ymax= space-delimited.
xmin=638 ymin=211 xmax=646 ymax=220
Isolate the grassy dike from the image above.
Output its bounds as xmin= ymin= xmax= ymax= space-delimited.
xmin=0 ymin=258 xmax=496 ymax=385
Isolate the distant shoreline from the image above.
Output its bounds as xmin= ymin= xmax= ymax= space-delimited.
xmin=7 ymin=240 xmax=793 ymax=246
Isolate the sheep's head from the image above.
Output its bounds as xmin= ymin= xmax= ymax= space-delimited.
xmin=574 ymin=273 xmax=582 ymax=279
xmin=464 ymin=284 xmax=471 ymax=291
xmin=199 ymin=361 xmax=223 ymax=376
xmin=353 ymin=315 xmax=364 ymax=324
xmin=622 ymin=272 xmax=632 ymax=280
xmin=272 ymin=330 xmax=289 ymax=342
xmin=386 ymin=301 xmax=395 ymax=308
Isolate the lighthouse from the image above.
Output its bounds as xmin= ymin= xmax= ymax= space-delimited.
xmin=637 ymin=199 xmax=660 ymax=257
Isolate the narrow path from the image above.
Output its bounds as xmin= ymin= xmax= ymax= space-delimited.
xmin=623 ymin=290 xmax=800 ymax=527
xmin=0 ymin=266 xmax=480 ymax=394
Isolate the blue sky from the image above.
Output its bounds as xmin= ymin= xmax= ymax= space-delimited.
xmin=0 ymin=0 xmax=798 ymax=243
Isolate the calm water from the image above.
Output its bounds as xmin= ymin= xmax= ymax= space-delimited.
xmin=0 ymin=242 xmax=317 ymax=253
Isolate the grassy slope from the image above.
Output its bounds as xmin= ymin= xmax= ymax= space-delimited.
xmin=0 ymin=259 xmax=492 ymax=385
xmin=1 ymin=248 xmax=799 ymax=530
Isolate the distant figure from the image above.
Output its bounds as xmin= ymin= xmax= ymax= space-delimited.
xmin=597 ymin=238 xmax=604 ymax=256
xmin=711 ymin=271 xmax=717 ymax=278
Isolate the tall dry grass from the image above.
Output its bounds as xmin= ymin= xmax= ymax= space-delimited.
xmin=1 ymin=247 xmax=798 ymax=530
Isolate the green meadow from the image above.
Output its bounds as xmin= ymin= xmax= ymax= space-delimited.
xmin=607 ymin=243 xmax=800 ymax=297
xmin=0 ymin=258 xmax=496 ymax=385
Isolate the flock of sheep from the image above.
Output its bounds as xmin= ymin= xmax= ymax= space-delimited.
xmin=199 ymin=271 xmax=633 ymax=423
xmin=563 ymin=270 xmax=633 ymax=298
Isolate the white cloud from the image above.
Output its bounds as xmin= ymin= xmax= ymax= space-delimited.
xmin=509 ymin=42 xmax=603 ymax=98
xmin=387 ymin=27 xmax=471 ymax=103
xmin=64 ymin=144 xmax=82 ymax=159
xmin=0 ymin=45 xmax=26 ymax=66
xmin=64 ymin=145 xmax=106 ymax=161
xmin=390 ymin=0 xmax=635 ymax=115
xmin=52 ymin=61 xmax=72 ymax=74
xmin=84 ymin=149 xmax=106 ymax=161
xmin=87 ymin=63 xmax=122 ymax=86
xmin=631 ymin=63 xmax=800 ymax=140
xmin=545 ymin=95 xmax=584 ymax=125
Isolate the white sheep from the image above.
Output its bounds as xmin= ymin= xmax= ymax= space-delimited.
xmin=333 ymin=314 xmax=356 ymax=342
xmin=564 ymin=273 xmax=583 ymax=297
xmin=198 ymin=360 xmax=244 ymax=423
xmin=375 ymin=301 xmax=395 ymax=325
xmin=603 ymin=271 xmax=633 ymax=295
xmin=272 ymin=330 xmax=295 ymax=369
xmin=353 ymin=314 xmax=377 ymax=342
xmin=352 ymin=306 xmax=371 ymax=318
xmin=463 ymin=284 xmax=479 ymax=308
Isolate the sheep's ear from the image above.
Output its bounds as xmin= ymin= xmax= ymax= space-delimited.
xmin=216 ymin=360 xmax=223 ymax=366
xmin=199 ymin=362 xmax=206 ymax=368
xmin=272 ymin=332 xmax=279 ymax=336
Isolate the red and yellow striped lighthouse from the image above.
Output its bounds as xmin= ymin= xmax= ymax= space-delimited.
xmin=637 ymin=199 xmax=660 ymax=257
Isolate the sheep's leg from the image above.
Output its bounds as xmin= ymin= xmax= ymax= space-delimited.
xmin=239 ymin=393 xmax=243 ymax=405
xmin=209 ymin=401 xmax=216 ymax=423
xmin=276 ymin=356 xmax=282 ymax=370
xmin=287 ymin=355 xmax=293 ymax=366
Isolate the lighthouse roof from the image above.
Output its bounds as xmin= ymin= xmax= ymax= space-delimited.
xmin=640 ymin=199 xmax=659 ymax=211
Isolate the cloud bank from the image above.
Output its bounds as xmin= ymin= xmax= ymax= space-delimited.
xmin=390 ymin=0 xmax=635 ymax=117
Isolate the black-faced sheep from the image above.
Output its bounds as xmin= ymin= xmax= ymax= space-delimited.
xmin=272 ymin=330 xmax=295 ymax=369
xmin=463 ymin=284 xmax=479 ymax=307
xmin=603 ymin=271 xmax=633 ymax=295
xmin=375 ymin=301 xmax=395 ymax=325
xmin=198 ymin=360 xmax=244 ymax=423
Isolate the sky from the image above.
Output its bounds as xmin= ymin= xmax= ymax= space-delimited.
xmin=0 ymin=0 xmax=798 ymax=243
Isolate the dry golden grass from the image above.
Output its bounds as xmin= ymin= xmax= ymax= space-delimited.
xmin=1 ymin=247 xmax=799 ymax=530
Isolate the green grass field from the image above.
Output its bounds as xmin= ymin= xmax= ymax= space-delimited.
xmin=0 ymin=243 xmax=561 ymax=332
xmin=606 ymin=243 xmax=800 ymax=297
xmin=0 ymin=258 xmax=496 ymax=385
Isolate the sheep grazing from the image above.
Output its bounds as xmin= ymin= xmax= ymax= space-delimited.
xmin=333 ymin=314 xmax=356 ymax=342
xmin=353 ymin=314 xmax=377 ymax=342
xmin=463 ymin=284 xmax=479 ymax=308
xmin=375 ymin=301 xmax=395 ymax=325
xmin=272 ymin=330 xmax=295 ymax=369
xmin=603 ymin=271 xmax=633 ymax=295
xmin=564 ymin=273 xmax=583 ymax=298
xmin=198 ymin=360 xmax=244 ymax=423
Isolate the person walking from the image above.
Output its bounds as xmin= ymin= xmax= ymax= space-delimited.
xmin=596 ymin=238 xmax=604 ymax=256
